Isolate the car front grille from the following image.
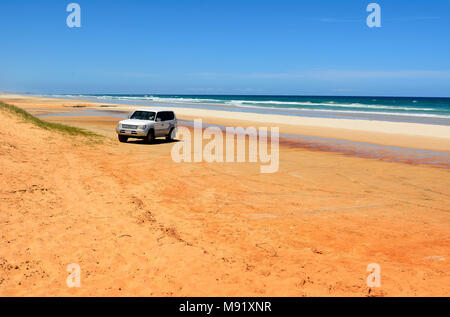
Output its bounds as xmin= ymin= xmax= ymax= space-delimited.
xmin=122 ymin=124 xmax=138 ymax=129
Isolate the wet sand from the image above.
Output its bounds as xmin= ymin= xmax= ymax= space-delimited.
xmin=0 ymin=94 xmax=449 ymax=296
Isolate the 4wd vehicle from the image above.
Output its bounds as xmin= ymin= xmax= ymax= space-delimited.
xmin=116 ymin=109 xmax=177 ymax=143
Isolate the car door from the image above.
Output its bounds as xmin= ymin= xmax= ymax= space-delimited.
xmin=162 ymin=112 xmax=171 ymax=135
xmin=165 ymin=111 xmax=175 ymax=131
xmin=154 ymin=112 xmax=166 ymax=136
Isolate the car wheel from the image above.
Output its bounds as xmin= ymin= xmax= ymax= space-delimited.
xmin=146 ymin=130 xmax=155 ymax=143
xmin=118 ymin=135 xmax=128 ymax=143
xmin=166 ymin=128 xmax=176 ymax=141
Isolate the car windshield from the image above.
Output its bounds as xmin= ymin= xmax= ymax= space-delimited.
xmin=130 ymin=111 xmax=156 ymax=121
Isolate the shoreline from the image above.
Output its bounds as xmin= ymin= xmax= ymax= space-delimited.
xmin=42 ymin=94 xmax=450 ymax=126
xmin=1 ymin=93 xmax=450 ymax=152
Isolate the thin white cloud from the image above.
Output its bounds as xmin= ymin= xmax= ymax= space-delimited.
xmin=191 ymin=70 xmax=450 ymax=80
xmin=306 ymin=70 xmax=450 ymax=79
xmin=310 ymin=16 xmax=440 ymax=23
xmin=316 ymin=17 xmax=362 ymax=23
xmin=386 ymin=16 xmax=441 ymax=22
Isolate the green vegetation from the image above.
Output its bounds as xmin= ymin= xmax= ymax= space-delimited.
xmin=0 ymin=102 xmax=101 ymax=137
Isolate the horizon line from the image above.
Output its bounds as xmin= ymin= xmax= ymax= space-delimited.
xmin=10 ymin=92 xmax=450 ymax=99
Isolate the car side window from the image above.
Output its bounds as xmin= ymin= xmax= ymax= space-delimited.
xmin=166 ymin=112 xmax=174 ymax=121
xmin=156 ymin=112 xmax=164 ymax=122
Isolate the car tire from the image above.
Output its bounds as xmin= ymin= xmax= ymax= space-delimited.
xmin=118 ymin=135 xmax=128 ymax=143
xmin=166 ymin=128 xmax=176 ymax=141
xmin=146 ymin=130 xmax=155 ymax=144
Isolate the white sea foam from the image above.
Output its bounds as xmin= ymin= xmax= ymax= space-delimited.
xmin=98 ymin=95 xmax=437 ymax=111
xmin=81 ymin=95 xmax=436 ymax=111
xmin=94 ymin=95 xmax=222 ymax=104
xmin=52 ymin=94 xmax=450 ymax=120
xmin=225 ymin=100 xmax=435 ymax=111
xmin=227 ymin=104 xmax=450 ymax=119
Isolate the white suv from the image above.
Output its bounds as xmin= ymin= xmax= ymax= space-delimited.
xmin=116 ymin=109 xmax=177 ymax=143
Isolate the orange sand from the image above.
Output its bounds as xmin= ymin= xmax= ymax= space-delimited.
xmin=0 ymin=95 xmax=449 ymax=296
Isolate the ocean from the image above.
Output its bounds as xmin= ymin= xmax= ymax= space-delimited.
xmin=51 ymin=94 xmax=450 ymax=126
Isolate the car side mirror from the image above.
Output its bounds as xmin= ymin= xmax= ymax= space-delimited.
xmin=127 ymin=114 xmax=131 ymax=119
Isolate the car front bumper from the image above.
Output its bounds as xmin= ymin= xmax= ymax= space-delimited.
xmin=116 ymin=127 xmax=148 ymax=137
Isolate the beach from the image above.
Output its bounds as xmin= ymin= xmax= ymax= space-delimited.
xmin=2 ymin=94 xmax=450 ymax=152
xmin=0 ymin=93 xmax=449 ymax=296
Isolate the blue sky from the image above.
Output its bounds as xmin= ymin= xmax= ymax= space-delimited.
xmin=0 ymin=0 xmax=449 ymax=96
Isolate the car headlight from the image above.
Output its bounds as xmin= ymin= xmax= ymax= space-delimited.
xmin=139 ymin=125 xmax=147 ymax=130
